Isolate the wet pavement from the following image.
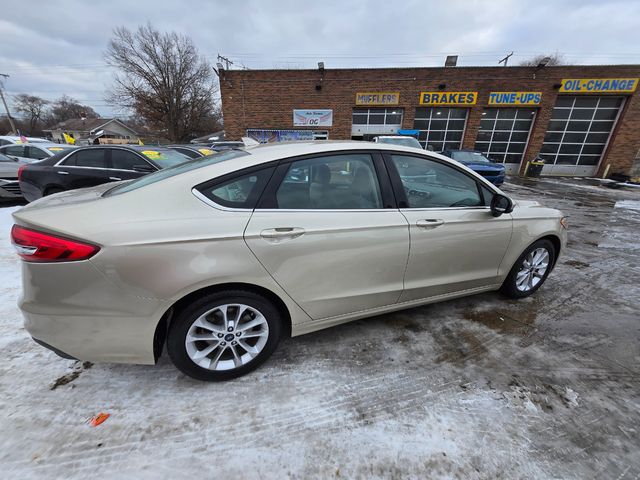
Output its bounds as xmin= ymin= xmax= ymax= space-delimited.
xmin=0 ymin=178 xmax=639 ymax=479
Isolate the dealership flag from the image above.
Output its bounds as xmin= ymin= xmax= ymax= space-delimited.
xmin=63 ymin=133 xmax=75 ymax=145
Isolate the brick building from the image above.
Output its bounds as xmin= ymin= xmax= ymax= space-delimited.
xmin=220 ymin=64 xmax=640 ymax=177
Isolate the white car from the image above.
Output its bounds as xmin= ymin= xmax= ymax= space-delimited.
xmin=0 ymin=135 xmax=50 ymax=146
xmin=0 ymin=143 xmax=76 ymax=163
xmin=13 ymin=141 xmax=567 ymax=381
xmin=373 ymin=135 xmax=423 ymax=149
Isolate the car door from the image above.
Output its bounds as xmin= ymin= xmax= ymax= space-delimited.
xmin=384 ymin=152 xmax=513 ymax=302
xmin=243 ymin=151 xmax=409 ymax=320
xmin=1 ymin=145 xmax=29 ymax=162
xmin=109 ymin=148 xmax=156 ymax=181
xmin=55 ymin=148 xmax=113 ymax=189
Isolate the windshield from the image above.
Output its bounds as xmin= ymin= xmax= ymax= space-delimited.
xmin=450 ymin=151 xmax=491 ymax=163
xmin=377 ymin=137 xmax=422 ymax=149
xmin=138 ymin=148 xmax=192 ymax=167
xmin=105 ymin=149 xmax=250 ymax=196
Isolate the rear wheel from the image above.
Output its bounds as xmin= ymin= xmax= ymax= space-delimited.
xmin=167 ymin=290 xmax=282 ymax=381
xmin=500 ymin=239 xmax=555 ymax=298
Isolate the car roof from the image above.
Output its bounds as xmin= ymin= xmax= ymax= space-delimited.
xmin=0 ymin=135 xmax=50 ymax=143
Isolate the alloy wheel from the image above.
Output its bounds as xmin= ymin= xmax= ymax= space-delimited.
xmin=515 ymin=247 xmax=550 ymax=292
xmin=185 ymin=304 xmax=269 ymax=371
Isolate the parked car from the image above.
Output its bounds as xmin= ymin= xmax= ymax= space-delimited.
xmin=441 ymin=149 xmax=505 ymax=186
xmin=0 ymin=143 xmax=76 ymax=163
xmin=373 ymin=135 xmax=423 ymax=149
xmin=12 ymin=142 xmax=567 ymax=381
xmin=19 ymin=145 xmax=190 ymax=202
xmin=0 ymin=135 xmax=50 ymax=146
xmin=0 ymin=152 xmax=26 ymax=199
xmin=167 ymin=144 xmax=216 ymax=159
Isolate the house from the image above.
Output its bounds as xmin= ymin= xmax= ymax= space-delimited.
xmin=44 ymin=118 xmax=140 ymax=145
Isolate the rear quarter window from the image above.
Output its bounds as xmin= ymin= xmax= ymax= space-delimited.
xmin=197 ymin=167 xmax=275 ymax=209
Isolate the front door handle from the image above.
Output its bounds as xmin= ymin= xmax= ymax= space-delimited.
xmin=57 ymin=171 xmax=69 ymax=175
xmin=109 ymin=176 xmax=122 ymax=181
xmin=260 ymin=227 xmax=305 ymax=241
xmin=416 ymin=219 xmax=444 ymax=229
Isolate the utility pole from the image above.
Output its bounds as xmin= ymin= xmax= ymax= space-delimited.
xmin=217 ymin=54 xmax=234 ymax=70
xmin=0 ymin=74 xmax=17 ymax=134
xmin=499 ymin=51 xmax=514 ymax=67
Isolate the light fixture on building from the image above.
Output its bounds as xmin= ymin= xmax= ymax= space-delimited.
xmin=217 ymin=62 xmax=224 ymax=71
xmin=438 ymin=83 xmax=446 ymax=90
xmin=552 ymin=83 xmax=562 ymax=89
xmin=445 ymin=55 xmax=458 ymax=67
xmin=318 ymin=62 xmax=325 ymax=72
xmin=537 ymin=57 xmax=551 ymax=69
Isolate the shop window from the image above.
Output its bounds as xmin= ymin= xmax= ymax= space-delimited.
xmin=539 ymin=96 xmax=624 ymax=172
xmin=473 ymin=108 xmax=535 ymax=165
xmin=413 ymin=107 xmax=467 ymax=151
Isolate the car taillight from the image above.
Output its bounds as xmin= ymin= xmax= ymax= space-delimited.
xmin=11 ymin=225 xmax=99 ymax=262
xmin=17 ymin=165 xmax=25 ymax=181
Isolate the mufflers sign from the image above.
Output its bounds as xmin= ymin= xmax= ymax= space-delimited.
xmin=419 ymin=91 xmax=477 ymax=106
xmin=355 ymin=92 xmax=400 ymax=105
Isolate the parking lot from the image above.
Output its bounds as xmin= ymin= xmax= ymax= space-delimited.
xmin=0 ymin=177 xmax=638 ymax=479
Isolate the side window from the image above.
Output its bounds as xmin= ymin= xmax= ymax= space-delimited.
xmin=4 ymin=145 xmax=25 ymax=157
xmin=111 ymin=149 xmax=149 ymax=170
xmin=174 ymin=147 xmax=200 ymax=159
xmin=67 ymin=149 xmax=108 ymax=168
xmin=198 ymin=167 xmax=275 ymax=209
xmin=0 ymin=139 xmax=10 ymax=146
xmin=27 ymin=146 xmax=48 ymax=160
xmin=390 ymin=154 xmax=482 ymax=208
xmin=276 ymin=154 xmax=382 ymax=209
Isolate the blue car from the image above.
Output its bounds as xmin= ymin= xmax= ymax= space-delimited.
xmin=441 ymin=149 xmax=505 ymax=186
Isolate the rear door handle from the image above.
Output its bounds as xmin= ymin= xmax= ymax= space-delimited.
xmin=57 ymin=171 xmax=69 ymax=175
xmin=109 ymin=176 xmax=122 ymax=181
xmin=416 ymin=219 xmax=444 ymax=229
xmin=260 ymin=227 xmax=305 ymax=241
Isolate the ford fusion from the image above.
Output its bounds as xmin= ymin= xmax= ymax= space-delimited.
xmin=12 ymin=142 xmax=567 ymax=381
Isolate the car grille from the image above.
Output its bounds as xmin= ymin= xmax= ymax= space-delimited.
xmin=476 ymin=170 xmax=501 ymax=178
xmin=0 ymin=181 xmax=21 ymax=195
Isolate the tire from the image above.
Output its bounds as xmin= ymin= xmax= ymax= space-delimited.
xmin=500 ymin=239 xmax=556 ymax=299
xmin=167 ymin=290 xmax=283 ymax=381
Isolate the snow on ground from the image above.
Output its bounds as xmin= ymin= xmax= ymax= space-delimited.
xmin=1 ymin=179 xmax=639 ymax=479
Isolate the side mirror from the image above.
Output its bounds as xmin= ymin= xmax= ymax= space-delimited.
xmin=490 ymin=193 xmax=513 ymax=217
xmin=133 ymin=164 xmax=155 ymax=173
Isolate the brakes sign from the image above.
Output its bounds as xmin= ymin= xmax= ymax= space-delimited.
xmin=419 ymin=91 xmax=477 ymax=106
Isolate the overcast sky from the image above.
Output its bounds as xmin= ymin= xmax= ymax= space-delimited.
xmin=1 ymin=0 xmax=639 ymax=117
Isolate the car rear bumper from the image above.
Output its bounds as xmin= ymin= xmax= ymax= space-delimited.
xmin=0 ymin=180 xmax=23 ymax=198
xmin=19 ymin=259 xmax=166 ymax=365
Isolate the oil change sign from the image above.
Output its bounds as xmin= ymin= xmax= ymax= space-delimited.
xmin=419 ymin=91 xmax=477 ymax=106
xmin=293 ymin=109 xmax=333 ymax=126
xmin=488 ymin=91 xmax=542 ymax=106
xmin=559 ymin=78 xmax=638 ymax=94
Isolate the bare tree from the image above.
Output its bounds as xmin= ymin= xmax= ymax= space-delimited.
xmin=49 ymin=95 xmax=99 ymax=124
xmin=518 ymin=53 xmax=565 ymax=67
xmin=13 ymin=94 xmax=49 ymax=134
xmin=105 ymin=24 xmax=219 ymax=142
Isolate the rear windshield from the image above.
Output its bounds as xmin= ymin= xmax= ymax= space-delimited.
xmin=104 ymin=149 xmax=250 ymax=196
xmin=138 ymin=148 xmax=191 ymax=167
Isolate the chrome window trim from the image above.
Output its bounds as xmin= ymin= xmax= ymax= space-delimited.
xmin=55 ymin=147 xmax=156 ymax=172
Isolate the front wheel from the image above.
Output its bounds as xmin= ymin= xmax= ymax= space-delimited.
xmin=167 ymin=290 xmax=283 ymax=381
xmin=500 ymin=239 xmax=555 ymax=298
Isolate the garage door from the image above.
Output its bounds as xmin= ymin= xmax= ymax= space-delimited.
xmin=413 ymin=107 xmax=468 ymax=152
xmin=351 ymin=108 xmax=404 ymax=138
xmin=474 ymin=108 xmax=536 ymax=175
xmin=540 ymin=96 xmax=624 ymax=176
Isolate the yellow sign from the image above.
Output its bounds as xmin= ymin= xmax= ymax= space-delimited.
xmin=559 ymin=78 xmax=638 ymax=94
xmin=355 ymin=92 xmax=400 ymax=105
xmin=48 ymin=147 xmax=65 ymax=152
xmin=488 ymin=92 xmax=542 ymax=106
xmin=419 ymin=91 xmax=477 ymax=106
xmin=141 ymin=150 xmax=161 ymax=159
xmin=198 ymin=148 xmax=214 ymax=156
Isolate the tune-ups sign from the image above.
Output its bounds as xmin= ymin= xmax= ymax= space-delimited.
xmin=293 ymin=109 xmax=333 ymax=127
